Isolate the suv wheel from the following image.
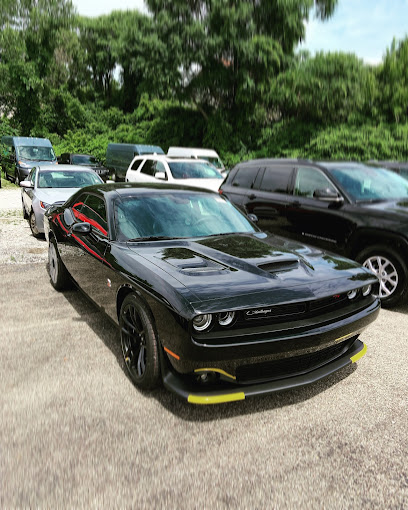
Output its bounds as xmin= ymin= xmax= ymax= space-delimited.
xmin=356 ymin=245 xmax=408 ymax=308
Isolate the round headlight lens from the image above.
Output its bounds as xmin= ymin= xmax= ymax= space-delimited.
xmin=362 ymin=284 xmax=372 ymax=297
xmin=347 ymin=289 xmax=358 ymax=300
xmin=193 ymin=314 xmax=212 ymax=332
xmin=218 ymin=311 xmax=235 ymax=327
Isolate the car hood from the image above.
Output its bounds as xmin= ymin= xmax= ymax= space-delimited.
xmin=126 ymin=233 xmax=376 ymax=313
xmin=19 ymin=160 xmax=56 ymax=168
xmin=35 ymin=188 xmax=82 ymax=204
xmin=172 ymin=178 xmax=222 ymax=192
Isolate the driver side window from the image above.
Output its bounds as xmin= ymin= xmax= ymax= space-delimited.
xmin=294 ymin=167 xmax=337 ymax=198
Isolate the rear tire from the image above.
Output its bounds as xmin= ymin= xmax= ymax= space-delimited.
xmin=120 ymin=293 xmax=160 ymax=390
xmin=48 ymin=237 xmax=70 ymax=290
xmin=356 ymin=244 xmax=408 ymax=308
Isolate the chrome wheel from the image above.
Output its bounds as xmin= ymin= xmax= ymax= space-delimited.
xmin=48 ymin=241 xmax=59 ymax=285
xmin=29 ymin=211 xmax=40 ymax=237
xmin=363 ymin=255 xmax=398 ymax=298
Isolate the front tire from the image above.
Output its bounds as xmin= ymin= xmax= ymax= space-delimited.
xmin=29 ymin=210 xmax=42 ymax=238
xmin=22 ymin=198 xmax=28 ymax=219
xmin=120 ymin=294 xmax=160 ymax=390
xmin=356 ymin=244 xmax=408 ymax=307
xmin=48 ymin=237 xmax=70 ymax=290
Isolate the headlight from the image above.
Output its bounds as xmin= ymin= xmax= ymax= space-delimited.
xmin=193 ymin=314 xmax=212 ymax=332
xmin=218 ymin=311 xmax=235 ymax=326
xmin=347 ymin=289 xmax=358 ymax=300
xmin=40 ymin=201 xmax=51 ymax=210
xmin=18 ymin=161 xmax=30 ymax=168
xmin=361 ymin=284 xmax=372 ymax=297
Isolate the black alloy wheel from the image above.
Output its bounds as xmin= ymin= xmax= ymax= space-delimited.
xmin=29 ymin=210 xmax=42 ymax=238
xmin=48 ymin=237 xmax=70 ymax=290
xmin=120 ymin=294 xmax=160 ymax=390
xmin=356 ymin=244 xmax=408 ymax=308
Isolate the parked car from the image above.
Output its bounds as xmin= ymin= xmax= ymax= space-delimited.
xmin=1 ymin=136 xmax=57 ymax=185
xmin=167 ymin=146 xmax=226 ymax=173
xmin=220 ymin=159 xmax=408 ymax=307
xmin=44 ymin=183 xmax=379 ymax=404
xmin=57 ymin=153 xmax=110 ymax=181
xmin=20 ymin=164 xmax=103 ymax=237
xmin=106 ymin=143 xmax=164 ymax=182
xmin=126 ymin=155 xmax=224 ymax=192
xmin=368 ymin=160 xmax=408 ymax=180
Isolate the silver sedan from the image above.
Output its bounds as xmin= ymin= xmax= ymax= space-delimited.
xmin=20 ymin=164 xmax=103 ymax=237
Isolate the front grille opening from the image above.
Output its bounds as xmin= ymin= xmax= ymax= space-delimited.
xmin=235 ymin=337 xmax=356 ymax=384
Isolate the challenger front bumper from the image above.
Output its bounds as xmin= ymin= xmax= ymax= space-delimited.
xmin=162 ymin=338 xmax=367 ymax=404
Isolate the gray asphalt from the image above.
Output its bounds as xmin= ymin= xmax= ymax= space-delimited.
xmin=0 ymin=193 xmax=407 ymax=508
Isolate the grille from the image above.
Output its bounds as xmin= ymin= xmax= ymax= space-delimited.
xmin=236 ymin=338 xmax=354 ymax=383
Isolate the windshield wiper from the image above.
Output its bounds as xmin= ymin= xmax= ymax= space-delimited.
xmin=127 ymin=236 xmax=175 ymax=242
xmin=204 ymin=231 xmax=251 ymax=237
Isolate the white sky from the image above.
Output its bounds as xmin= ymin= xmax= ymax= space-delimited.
xmin=72 ymin=0 xmax=408 ymax=65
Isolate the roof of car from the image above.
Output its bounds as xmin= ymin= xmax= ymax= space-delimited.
xmin=133 ymin=154 xmax=211 ymax=163
xmin=74 ymin=182 xmax=218 ymax=199
xmin=238 ymin=158 xmax=313 ymax=166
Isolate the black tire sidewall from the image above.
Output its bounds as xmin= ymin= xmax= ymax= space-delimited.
xmin=49 ymin=237 xmax=69 ymax=291
xmin=356 ymin=244 xmax=408 ymax=307
xmin=120 ymin=294 xmax=160 ymax=390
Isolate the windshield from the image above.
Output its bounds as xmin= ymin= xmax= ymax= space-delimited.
xmin=328 ymin=165 xmax=408 ymax=202
xmin=115 ymin=192 xmax=256 ymax=241
xmin=17 ymin=146 xmax=56 ymax=162
xmin=168 ymin=161 xmax=223 ymax=180
xmin=71 ymin=155 xmax=99 ymax=166
xmin=199 ymin=156 xmax=224 ymax=170
xmin=38 ymin=170 xmax=102 ymax=188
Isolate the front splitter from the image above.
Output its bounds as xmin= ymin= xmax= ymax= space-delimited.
xmin=161 ymin=339 xmax=367 ymax=405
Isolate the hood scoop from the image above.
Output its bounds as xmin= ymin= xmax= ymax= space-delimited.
xmin=258 ymin=259 xmax=299 ymax=274
xmin=160 ymin=248 xmax=230 ymax=276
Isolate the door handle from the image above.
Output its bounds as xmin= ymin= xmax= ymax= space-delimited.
xmin=248 ymin=194 xmax=257 ymax=200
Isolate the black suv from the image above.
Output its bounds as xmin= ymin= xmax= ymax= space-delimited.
xmin=220 ymin=159 xmax=408 ymax=307
xmin=57 ymin=153 xmax=109 ymax=181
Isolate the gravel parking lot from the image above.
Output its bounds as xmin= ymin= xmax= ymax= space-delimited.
xmin=1 ymin=185 xmax=407 ymax=509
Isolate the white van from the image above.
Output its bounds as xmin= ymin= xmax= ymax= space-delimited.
xmin=167 ymin=147 xmax=225 ymax=172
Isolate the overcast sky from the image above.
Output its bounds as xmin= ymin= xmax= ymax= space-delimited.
xmin=72 ymin=0 xmax=408 ymax=65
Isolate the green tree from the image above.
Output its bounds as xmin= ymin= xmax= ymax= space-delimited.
xmin=271 ymin=52 xmax=377 ymax=124
xmin=378 ymin=37 xmax=408 ymax=123
xmin=145 ymin=0 xmax=338 ymax=130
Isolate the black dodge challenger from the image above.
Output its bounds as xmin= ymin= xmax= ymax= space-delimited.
xmin=44 ymin=183 xmax=380 ymax=404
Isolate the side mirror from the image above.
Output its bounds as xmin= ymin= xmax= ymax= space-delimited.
xmin=72 ymin=222 xmax=91 ymax=234
xmin=313 ymin=188 xmax=344 ymax=204
xmin=247 ymin=213 xmax=258 ymax=223
xmin=20 ymin=180 xmax=33 ymax=188
xmin=155 ymin=171 xmax=166 ymax=180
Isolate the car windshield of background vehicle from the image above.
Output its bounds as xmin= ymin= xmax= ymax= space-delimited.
xmin=329 ymin=166 xmax=408 ymax=202
xmin=168 ymin=162 xmax=223 ymax=180
xmin=38 ymin=170 xmax=102 ymax=188
xmin=17 ymin=146 xmax=56 ymax=162
xmin=115 ymin=192 xmax=256 ymax=241
xmin=71 ymin=155 xmax=99 ymax=166
xmin=199 ymin=156 xmax=224 ymax=169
